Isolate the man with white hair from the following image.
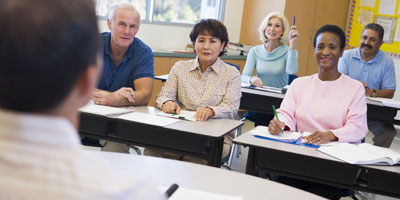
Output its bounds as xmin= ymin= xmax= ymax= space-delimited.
xmin=93 ymin=4 xmax=154 ymax=152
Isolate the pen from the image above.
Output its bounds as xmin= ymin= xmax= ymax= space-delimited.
xmin=293 ymin=16 xmax=295 ymax=26
xmin=165 ymin=183 xmax=179 ymax=198
xmin=272 ymin=105 xmax=284 ymax=133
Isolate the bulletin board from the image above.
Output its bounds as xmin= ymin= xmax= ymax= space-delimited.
xmin=346 ymin=0 xmax=400 ymax=58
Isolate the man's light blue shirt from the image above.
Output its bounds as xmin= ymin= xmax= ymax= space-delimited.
xmin=338 ymin=48 xmax=396 ymax=90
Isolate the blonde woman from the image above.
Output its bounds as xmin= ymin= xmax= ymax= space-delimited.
xmin=241 ymin=12 xmax=299 ymax=126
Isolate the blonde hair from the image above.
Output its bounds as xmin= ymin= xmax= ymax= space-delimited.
xmin=258 ymin=12 xmax=290 ymax=45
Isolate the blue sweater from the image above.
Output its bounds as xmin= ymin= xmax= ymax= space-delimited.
xmin=241 ymin=44 xmax=298 ymax=88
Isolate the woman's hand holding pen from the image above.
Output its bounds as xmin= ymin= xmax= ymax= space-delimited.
xmin=162 ymin=101 xmax=181 ymax=114
xmin=289 ymin=26 xmax=299 ymax=50
xmin=268 ymin=118 xmax=286 ymax=135
xmin=303 ymin=131 xmax=338 ymax=144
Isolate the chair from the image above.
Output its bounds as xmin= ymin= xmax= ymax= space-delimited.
xmin=224 ymin=61 xmax=240 ymax=71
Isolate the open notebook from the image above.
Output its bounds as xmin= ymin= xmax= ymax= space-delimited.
xmin=367 ymin=97 xmax=400 ymax=109
xmin=318 ymin=143 xmax=400 ymax=165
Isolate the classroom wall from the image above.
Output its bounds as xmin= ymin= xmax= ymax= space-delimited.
xmin=97 ymin=0 xmax=244 ymax=51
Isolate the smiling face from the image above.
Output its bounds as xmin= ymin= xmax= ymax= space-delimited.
xmin=194 ymin=33 xmax=225 ymax=68
xmin=314 ymin=32 xmax=343 ymax=71
xmin=264 ymin=17 xmax=283 ymax=41
xmin=359 ymin=29 xmax=383 ymax=59
xmin=107 ymin=8 xmax=139 ymax=51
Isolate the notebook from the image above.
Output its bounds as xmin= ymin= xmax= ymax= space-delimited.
xmin=318 ymin=143 xmax=400 ymax=165
xmin=367 ymin=97 xmax=400 ymax=109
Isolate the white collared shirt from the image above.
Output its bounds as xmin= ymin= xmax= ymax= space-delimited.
xmin=0 ymin=109 xmax=165 ymax=200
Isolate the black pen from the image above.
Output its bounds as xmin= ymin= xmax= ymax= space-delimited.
xmin=165 ymin=183 xmax=179 ymax=198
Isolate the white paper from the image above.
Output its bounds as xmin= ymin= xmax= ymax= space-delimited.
xmin=253 ymin=86 xmax=282 ymax=93
xmin=367 ymin=97 xmax=400 ymax=108
xmin=360 ymin=0 xmax=376 ymax=7
xmin=251 ymin=126 xmax=302 ymax=142
xmin=161 ymin=186 xmax=243 ymax=200
xmin=79 ymin=101 xmax=135 ymax=117
xmin=375 ymin=17 xmax=395 ymax=42
xmin=116 ymin=112 xmax=180 ymax=126
xmin=394 ymin=19 xmax=400 ymax=42
xmin=358 ymin=8 xmax=373 ymax=26
xmin=378 ymin=0 xmax=396 ymax=15
xmin=156 ymin=110 xmax=197 ymax=121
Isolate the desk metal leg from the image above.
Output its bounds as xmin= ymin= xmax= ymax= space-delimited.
xmin=245 ymin=147 xmax=258 ymax=176
xmin=207 ymin=138 xmax=224 ymax=167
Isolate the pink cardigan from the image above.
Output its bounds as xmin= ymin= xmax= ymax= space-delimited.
xmin=277 ymin=74 xmax=368 ymax=142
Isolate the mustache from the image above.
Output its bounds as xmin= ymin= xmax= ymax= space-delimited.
xmin=361 ymin=44 xmax=372 ymax=49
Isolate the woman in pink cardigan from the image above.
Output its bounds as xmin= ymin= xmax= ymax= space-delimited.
xmin=268 ymin=25 xmax=368 ymax=145
xmin=268 ymin=25 xmax=368 ymax=200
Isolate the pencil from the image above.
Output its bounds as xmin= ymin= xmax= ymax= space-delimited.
xmin=272 ymin=105 xmax=284 ymax=133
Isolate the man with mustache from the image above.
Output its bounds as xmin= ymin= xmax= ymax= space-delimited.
xmin=339 ymin=23 xmax=396 ymax=147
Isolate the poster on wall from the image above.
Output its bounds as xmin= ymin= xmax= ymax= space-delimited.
xmin=346 ymin=0 xmax=400 ymax=58
xmin=374 ymin=16 xmax=397 ymax=44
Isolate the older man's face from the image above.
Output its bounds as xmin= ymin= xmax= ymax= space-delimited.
xmin=108 ymin=8 xmax=139 ymax=50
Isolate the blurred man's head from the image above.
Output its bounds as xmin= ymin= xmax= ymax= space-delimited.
xmin=0 ymin=0 xmax=100 ymax=113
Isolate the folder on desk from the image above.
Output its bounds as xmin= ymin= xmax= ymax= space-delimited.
xmin=250 ymin=126 xmax=320 ymax=148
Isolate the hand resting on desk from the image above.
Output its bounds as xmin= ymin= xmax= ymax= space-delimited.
xmin=162 ymin=101 xmax=214 ymax=122
xmin=92 ymin=88 xmax=135 ymax=107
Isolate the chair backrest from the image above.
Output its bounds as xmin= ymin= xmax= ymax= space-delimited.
xmin=288 ymin=74 xmax=297 ymax=85
xmin=224 ymin=62 xmax=240 ymax=71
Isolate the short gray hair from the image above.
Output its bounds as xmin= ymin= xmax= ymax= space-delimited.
xmin=107 ymin=3 xmax=141 ymax=25
xmin=258 ymin=12 xmax=290 ymax=44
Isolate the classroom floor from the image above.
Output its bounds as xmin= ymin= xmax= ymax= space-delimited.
xmin=82 ymin=120 xmax=400 ymax=200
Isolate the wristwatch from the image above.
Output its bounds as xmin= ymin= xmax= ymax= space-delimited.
xmin=372 ymin=89 xmax=377 ymax=97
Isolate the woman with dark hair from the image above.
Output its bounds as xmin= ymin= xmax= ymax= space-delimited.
xmin=267 ymin=25 xmax=368 ymax=199
xmin=144 ymin=19 xmax=241 ymax=164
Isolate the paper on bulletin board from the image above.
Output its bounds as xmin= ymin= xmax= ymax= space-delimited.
xmin=394 ymin=20 xmax=400 ymax=42
xmin=360 ymin=0 xmax=376 ymax=7
xmin=358 ymin=8 xmax=374 ymax=26
xmin=347 ymin=0 xmax=400 ymax=58
xmin=374 ymin=16 xmax=396 ymax=43
xmin=378 ymin=0 xmax=396 ymax=15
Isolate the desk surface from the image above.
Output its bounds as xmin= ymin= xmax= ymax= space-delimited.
xmin=95 ymin=151 xmax=325 ymax=200
xmin=80 ymin=106 xmax=243 ymax=167
xmin=134 ymin=106 xmax=242 ymax=138
xmin=234 ymin=131 xmax=400 ymax=198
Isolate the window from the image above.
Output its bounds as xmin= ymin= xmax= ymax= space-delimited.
xmin=96 ymin=0 xmax=225 ymax=25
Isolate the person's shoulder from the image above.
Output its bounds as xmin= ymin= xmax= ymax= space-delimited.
xmin=341 ymin=74 xmax=363 ymax=88
xmin=133 ymin=38 xmax=152 ymax=53
xmin=342 ymin=48 xmax=357 ymax=57
xmin=289 ymin=74 xmax=313 ymax=87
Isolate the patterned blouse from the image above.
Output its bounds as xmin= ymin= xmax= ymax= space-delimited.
xmin=156 ymin=57 xmax=241 ymax=120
